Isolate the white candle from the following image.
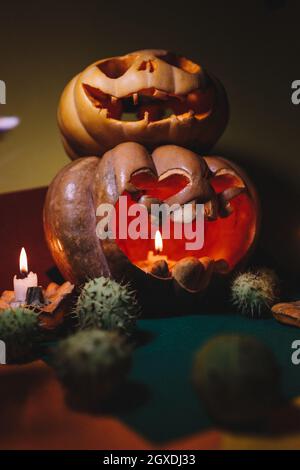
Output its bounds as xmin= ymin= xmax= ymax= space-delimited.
xmin=13 ymin=248 xmax=38 ymax=302
xmin=13 ymin=272 xmax=38 ymax=302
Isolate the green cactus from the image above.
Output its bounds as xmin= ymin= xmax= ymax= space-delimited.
xmin=75 ymin=277 xmax=140 ymax=335
xmin=192 ymin=334 xmax=282 ymax=430
xmin=53 ymin=329 xmax=132 ymax=407
xmin=231 ymin=269 xmax=279 ymax=318
xmin=0 ymin=307 xmax=41 ymax=363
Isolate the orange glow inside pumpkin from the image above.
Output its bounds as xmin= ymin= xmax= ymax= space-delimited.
xmin=114 ymin=172 xmax=257 ymax=272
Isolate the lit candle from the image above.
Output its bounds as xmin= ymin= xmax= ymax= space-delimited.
xmin=146 ymin=230 xmax=168 ymax=264
xmin=136 ymin=230 xmax=175 ymax=276
xmin=13 ymin=248 xmax=38 ymax=302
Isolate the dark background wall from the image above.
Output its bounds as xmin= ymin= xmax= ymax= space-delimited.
xmin=0 ymin=0 xmax=299 ymax=192
xmin=0 ymin=0 xmax=299 ymax=274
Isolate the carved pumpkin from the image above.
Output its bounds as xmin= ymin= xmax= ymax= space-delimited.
xmin=44 ymin=143 xmax=259 ymax=311
xmin=58 ymin=50 xmax=229 ymax=159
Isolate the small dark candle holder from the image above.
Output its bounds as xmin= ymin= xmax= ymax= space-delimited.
xmin=25 ymin=286 xmax=46 ymax=307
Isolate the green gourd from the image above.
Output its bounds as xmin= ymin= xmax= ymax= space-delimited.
xmin=53 ymin=329 xmax=132 ymax=408
xmin=0 ymin=307 xmax=40 ymax=363
xmin=75 ymin=277 xmax=140 ymax=334
xmin=192 ymin=334 xmax=282 ymax=430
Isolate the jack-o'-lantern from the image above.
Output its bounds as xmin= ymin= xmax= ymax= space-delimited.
xmin=44 ymin=143 xmax=259 ymax=312
xmin=58 ymin=50 xmax=228 ymax=159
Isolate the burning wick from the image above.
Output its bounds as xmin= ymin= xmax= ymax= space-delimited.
xmin=13 ymin=248 xmax=38 ymax=303
xmin=136 ymin=230 xmax=172 ymax=277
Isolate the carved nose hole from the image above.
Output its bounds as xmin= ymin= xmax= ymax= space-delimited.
xmin=138 ymin=60 xmax=156 ymax=73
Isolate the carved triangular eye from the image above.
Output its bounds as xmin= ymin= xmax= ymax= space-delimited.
xmin=97 ymin=56 xmax=135 ymax=78
xmin=156 ymin=52 xmax=201 ymax=74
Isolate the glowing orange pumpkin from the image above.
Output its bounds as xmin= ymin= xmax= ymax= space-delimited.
xmin=44 ymin=143 xmax=259 ymax=310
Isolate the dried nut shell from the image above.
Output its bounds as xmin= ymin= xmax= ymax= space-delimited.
xmin=0 ymin=281 xmax=75 ymax=330
xmin=41 ymin=281 xmax=74 ymax=313
xmin=214 ymin=259 xmax=229 ymax=274
xmin=44 ymin=282 xmax=60 ymax=298
xmin=150 ymin=259 xmax=171 ymax=278
xmin=272 ymin=301 xmax=300 ymax=328
xmin=1 ymin=290 xmax=15 ymax=303
xmin=38 ymin=281 xmax=75 ymax=330
xmin=0 ymin=299 xmax=10 ymax=309
xmin=172 ymin=257 xmax=205 ymax=292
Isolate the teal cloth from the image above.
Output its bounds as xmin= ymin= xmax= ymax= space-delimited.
xmin=117 ymin=314 xmax=300 ymax=443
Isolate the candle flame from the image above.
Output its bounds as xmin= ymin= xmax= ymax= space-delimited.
xmin=155 ymin=230 xmax=163 ymax=253
xmin=19 ymin=247 xmax=28 ymax=274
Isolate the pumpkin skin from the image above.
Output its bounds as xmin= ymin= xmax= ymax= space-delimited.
xmin=58 ymin=50 xmax=229 ymax=159
xmin=44 ymin=143 xmax=259 ymax=309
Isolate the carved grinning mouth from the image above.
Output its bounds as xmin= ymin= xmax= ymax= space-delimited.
xmin=115 ymin=167 xmax=250 ymax=285
xmin=82 ymin=84 xmax=215 ymax=123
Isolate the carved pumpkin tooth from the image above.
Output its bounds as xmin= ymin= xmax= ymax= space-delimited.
xmin=220 ymin=202 xmax=233 ymax=217
xmin=218 ymin=187 xmax=246 ymax=218
xmin=171 ymin=201 xmax=197 ymax=223
xmin=99 ymin=108 xmax=108 ymax=118
xmin=221 ymin=186 xmax=246 ymax=202
xmin=133 ymin=93 xmax=139 ymax=105
xmin=111 ymin=96 xmax=118 ymax=104
xmin=204 ymin=198 xmax=218 ymax=221
xmin=153 ymin=89 xmax=168 ymax=100
xmin=143 ymin=111 xmax=149 ymax=123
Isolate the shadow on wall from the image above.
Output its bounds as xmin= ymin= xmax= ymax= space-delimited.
xmin=218 ymin=147 xmax=300 ymax=289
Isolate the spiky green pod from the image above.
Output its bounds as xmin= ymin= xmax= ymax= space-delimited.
xmin=53 ymin=329 xmax=132 ymax=407
xmin=192 ymin=334 xmax=281 ymax=430
xmin=231 ymin=268 xmax=279 ymax=318
xmin=75 ymin=277 xmax=140 ymax=334
xmin=0 ymin=307 xmax=41 ymax=363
